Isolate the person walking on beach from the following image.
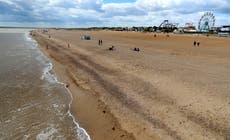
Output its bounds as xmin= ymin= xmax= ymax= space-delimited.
xmin=68 ymin=43 xmax=70 ymax=48
xmin=98 ymin=40 xmax=103 ymax=46
xmin=197 ymin=42 xmax=200 ymax=47
xmin=193 ymin=41 xmax=196 ymax=46
xmin=100 ymin=40 xmax=103 ymax=45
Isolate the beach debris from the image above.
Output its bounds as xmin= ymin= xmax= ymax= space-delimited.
xmin=112 ymin=127 xmax=115 ymax=131
xmin=102 ymin=110 xmax=106 ymax=113
xmin=81 ymin=35 xmax=91 ymax=40
xmin=120 ymin=134 xmax=125 ymax=138
xmin=154 ymin=34 xmax=157 ymax=37
xmin=67 ymin=43 xmax=70 ymax=48
xmin=133 ymin=47 xmax=140 ymax=52
xmin=109 ymin=46 xmax=115 ymax=51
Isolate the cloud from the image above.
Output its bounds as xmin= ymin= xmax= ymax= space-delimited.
xmin=0 ymin=0 xmax=229 ymax=27
xmin=102 ymin=3 xmax=146 ymax=17
xmin=136 ymin=0 xmax=230 ymax=14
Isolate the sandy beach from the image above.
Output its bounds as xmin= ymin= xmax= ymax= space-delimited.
xmin=33 ymin=29 xmax=230 ymax=140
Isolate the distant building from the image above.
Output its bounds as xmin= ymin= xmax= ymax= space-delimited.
xmin=130 ymin=27 xmax=145 ymax=32
xmin=183 ymin=23 xmax=197 ymax=33
xmin=218 ymin=25 xmax=230 ymax=37
xmin=221 ymin=25 xmax=230 ymax=31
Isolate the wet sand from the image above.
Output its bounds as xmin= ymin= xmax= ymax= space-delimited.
xmin=33 ymin=30 xmax=230 ymax=140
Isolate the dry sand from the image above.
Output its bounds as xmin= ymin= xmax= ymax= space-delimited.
xmin=33 ymin=30 xmax=230 ymax=140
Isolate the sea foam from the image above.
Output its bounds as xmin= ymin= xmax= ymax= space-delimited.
xmin=26 ymin=31 xmax=91 ymax=140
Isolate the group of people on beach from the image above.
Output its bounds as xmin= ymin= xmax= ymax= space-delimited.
xmin=193 ymin=41 xmax=200 ymax=47
xmin=133 ymin=47 xmax=140 ymax=52
xmin=98 ymin=40 xmax=103 ymax=46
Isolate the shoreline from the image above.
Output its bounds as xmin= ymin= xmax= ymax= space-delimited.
xmin=32 ymin=31 xmax=135 ymax=140
xmin=28 ymin=31 xmax=91 ymax=140
xmin=41 ymin=59 xmax=91 ymax=140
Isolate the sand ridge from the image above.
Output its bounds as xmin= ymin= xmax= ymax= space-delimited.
xmin=33 ymin=29 xmax=230 ymax=140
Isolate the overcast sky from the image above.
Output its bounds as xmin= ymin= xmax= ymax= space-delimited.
xmin=0 ymin=0 xmax=229 ymax=28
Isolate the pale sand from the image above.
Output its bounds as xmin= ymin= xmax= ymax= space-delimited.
xmin=33 ymin=30 xmax=230 ymax=140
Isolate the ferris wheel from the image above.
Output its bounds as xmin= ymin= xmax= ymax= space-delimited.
xmin=198 ymin=12 xmax=215 ymax=31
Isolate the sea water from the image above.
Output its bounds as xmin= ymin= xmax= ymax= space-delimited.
xmin=0 ymin=29 xmax=90 ymax=140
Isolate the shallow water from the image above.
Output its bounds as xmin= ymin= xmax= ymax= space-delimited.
xmin=0 ymin=30 xmax=90 ymax=140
